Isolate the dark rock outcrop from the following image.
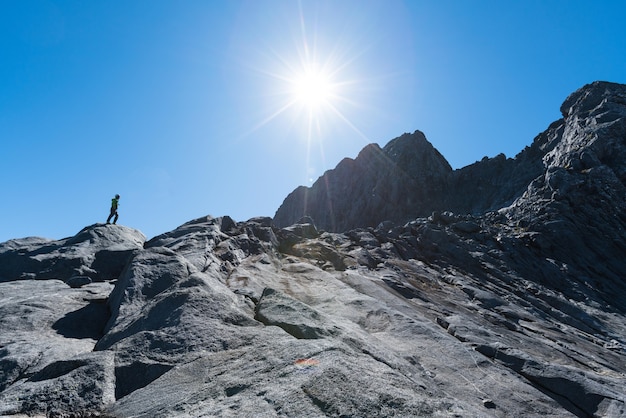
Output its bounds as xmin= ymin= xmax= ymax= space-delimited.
xmin=1 ymin=81 xmax=625 ymax=417
xmin=274 ymin=131 xmax=452 ymax=232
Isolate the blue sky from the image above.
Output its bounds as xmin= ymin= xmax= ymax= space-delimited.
xmin=1 ymin=0 xmax=625 ymax=242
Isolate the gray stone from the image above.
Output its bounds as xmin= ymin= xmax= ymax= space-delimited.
xmin=0 ymin=279 xmax=114 ymax=415
xmin=0 ymin=223 xmax=145 ymax=283
xmin=1 ymin=81 xmax=626 ymax=417
xmin=65 ymin=275 xmax=92 ymax=288
xmin=452 ymin=220 xmax=481 ymax=233
xmin=255 ymin=288 xmax=342 ymax=339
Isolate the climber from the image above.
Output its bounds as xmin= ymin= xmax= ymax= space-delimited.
xmin=106 ymin=194 xmax=120 ymax=224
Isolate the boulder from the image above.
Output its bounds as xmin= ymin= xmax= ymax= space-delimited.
xmin=0 ymin=224 xmax=145 ymax=283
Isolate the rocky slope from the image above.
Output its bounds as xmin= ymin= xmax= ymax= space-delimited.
xmin=0 ymin=81 xmax=625 ymax=417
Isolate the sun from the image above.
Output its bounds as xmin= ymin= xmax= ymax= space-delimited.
xmin=291 ymin=68 xmax=335 ymax=109
xmin=239 ymin=3 xmax=372 ymax=144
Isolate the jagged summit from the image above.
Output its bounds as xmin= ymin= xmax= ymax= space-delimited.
xmin=1 ymin=82 xmax=625 ymax=417
xmin=273 ymin=130 xmax=453 ymax=232
xmin=382 ymin=130 xmax=452 ymax=179
xmin=274 ymin=81 xmax=626 ymax=233
xmin=560 ymin=80 xmax=626 ymax=118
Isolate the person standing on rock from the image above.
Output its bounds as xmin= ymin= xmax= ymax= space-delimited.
xmin=106 ymin=194 xmax=120 ymax=224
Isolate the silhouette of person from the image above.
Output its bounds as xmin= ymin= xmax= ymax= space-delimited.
xmin=107 ymin=194 xmax=120 ymax=224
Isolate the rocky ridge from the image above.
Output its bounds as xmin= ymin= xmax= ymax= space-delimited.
xmin=274 ymin=81 xmax=626 ymax=232
xmin=0 ymin=81 xmax=625 ymax=417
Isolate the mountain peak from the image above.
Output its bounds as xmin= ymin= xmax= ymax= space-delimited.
xmin=273 ymin=130 xmax=453 ymax=232
xmin=383 ymin=130 xmax=452 ymax=179
xmin=560 ymin=80 xmax=626 ymax=118
xmin=275 ymin=82 xmax=626 ymax=232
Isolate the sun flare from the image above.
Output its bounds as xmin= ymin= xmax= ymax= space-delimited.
xmin=241 ymin=3 xmax=372 ymax=144
xmin=291 ymin=69 xmax=334 ymax=109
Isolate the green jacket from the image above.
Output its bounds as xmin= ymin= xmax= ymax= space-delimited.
xmin=111 ymin=198 xmax=119 ymax=210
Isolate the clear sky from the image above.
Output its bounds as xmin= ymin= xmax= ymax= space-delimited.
xmin=1 ymin=0 xmax=625 ymax=242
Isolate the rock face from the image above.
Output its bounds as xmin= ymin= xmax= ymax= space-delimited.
xmin=1 ymin=81 xmax=625 ymax=417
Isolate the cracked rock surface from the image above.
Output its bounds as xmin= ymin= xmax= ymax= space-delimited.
xmin=1 ymin=81 xmax=625 ymax=417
